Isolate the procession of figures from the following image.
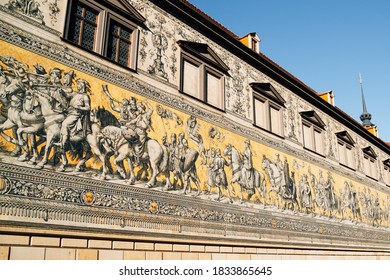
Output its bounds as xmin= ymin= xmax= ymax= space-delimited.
xmin=1 ymin=55 xmax=390 ymax=228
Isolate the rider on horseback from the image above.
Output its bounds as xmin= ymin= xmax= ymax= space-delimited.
xmin=56 ymin=79 xmax=92 ymax=150
xmin=123 ymin=99 xmax=153 ymax=164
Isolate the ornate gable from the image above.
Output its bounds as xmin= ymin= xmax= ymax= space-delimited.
xmin=177 ymin=40 xmax=230 ymax=73
xmin=300 ymin=110 xmax=326 ymax=129
xmin=250 ymin=83 xmax=286 ymax=106
xmin=336 ymin=131 xmax=355 ymax=146
xmin=102 ymin=0 xmax=146 ymax=24
xmin=363 ymin=146 xmax=377 ymax=159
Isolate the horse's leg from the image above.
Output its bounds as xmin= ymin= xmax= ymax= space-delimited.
xmin=113 ymin=152 xmax=127 ymax=179
xmin=57 ymin=148 xmax=68 ymax=172
xmin=162 ymin=171 xmax=172 ymax=191
xmin=182 ymin=173 xmax=190 ymax=194
xmin=0 ymin=121 xmax=21 ymax=155
xmin=75 ymin=143 xmax=92 ymax=172
xmin=239 ymin=185 xmax=245 ymax=204
xmin=36 ymin=131 xmax=55 ymax=169
xmin=87 ymin=134 xmax=107 ymax=180
xmin=192 ymin=177 xmax=201 ymax=196
xmin=27 ymin=134 xmax=40 ymax=164
xmin=146 ymin=156 xmax=159 ymax=188
xmin=17 ymin=126 xmax=40 ymax=162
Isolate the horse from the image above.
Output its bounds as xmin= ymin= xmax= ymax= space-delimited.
xmin=98 ymin=125 xmax=170 ymax=189
xmin=359 ymin=191 xmax=382 ymax=227
xmin=0 ymin=71 xmax=41 ymax=161
xmin=309 ymin=171 xmax=339 ymax=218
xmin=223 ymin=144 xmax=265 ymax=204
xmin=261 ymin=155 xmax=285 ymax=208
xmin=29 ymin=89 xmax=108 ymax=178
xmin=262 ymin=155 xmax=300 ymax=211
xmin=339 ymin=183 xmax=362 ymax=223
xmin=15 ymin=90 xmax=46 ymax=164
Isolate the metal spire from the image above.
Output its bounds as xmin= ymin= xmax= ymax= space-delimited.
xmin=359 ymin=74 xmax=372 ymax=126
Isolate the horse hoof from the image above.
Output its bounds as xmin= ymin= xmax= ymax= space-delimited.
xmin=35 ymin=164 xmax=44 ymax=169
xmin=57 ymin=166 xmax=65 ymax=172
xmin=146 ymin=183 xmax=153 ymax=188
xmin=17 ymin=155 xmax=29 ymax=162
xmin=10 ymin=148 xmax=21 ymax=157
xmin=100 ymin=175 xmax=106 ymax=180
xmin=128 ymin=178 xmax=136 ymax=185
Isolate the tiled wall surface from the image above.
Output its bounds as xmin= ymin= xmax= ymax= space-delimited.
xmin=1 ymin=234 xmax=389 ymax=260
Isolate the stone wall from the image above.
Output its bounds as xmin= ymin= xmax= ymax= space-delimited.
xmin=2 ymin=233 xmax=390 ymax=260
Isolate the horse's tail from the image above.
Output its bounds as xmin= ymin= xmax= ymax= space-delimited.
xmin=69 ymin=141 xmax=88 ymax=161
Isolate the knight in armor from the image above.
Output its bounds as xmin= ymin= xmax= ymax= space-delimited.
xmin=56 ymin=79 xmax=92 ymax=150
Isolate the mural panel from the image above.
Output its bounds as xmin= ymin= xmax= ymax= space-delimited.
xmin=1 ymin=40 xmax=390 ymax=237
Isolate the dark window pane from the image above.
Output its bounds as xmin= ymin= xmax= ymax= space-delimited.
xmin=67 ymin=1 xmax=98 ymax=51
xmin=84 ymin=9 xmax=97 ymax=22
xmin=118 ymin=40 xmax=130 ymax=66
xmin=69 ymin=18 xmax=81 ymax=45
xmin=120 ymin=29 xmax=131 ymax=41
xmin=81 ymin=22 xmax=96 ymax=50
xmin=75 ymin=5 xmax=83 ymax=16
xmin=111 ymin=24 xmax=119 ymax=36
xmin=107 ymin=20 xmax=132 ymax=66
xmin=107 ymin=36 xmax=118 ymax=61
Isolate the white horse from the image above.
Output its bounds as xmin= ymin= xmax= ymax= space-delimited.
xmin=309 ymin=172 xmax=338 ymax=218
xmin=29 ymin=89 xmax=108 ymax=178
xmin=0 ymin=72 xmax=41 ymax=161
xmin=98 ymin=125 xmax=170 ymax=188
xmin=223 ymin=144 xmax=265 ymax=204
xmin=261 ymin=155 xmax=285 ymax=208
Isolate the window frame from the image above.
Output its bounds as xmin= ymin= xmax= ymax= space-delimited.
xmin=336 ymin=131 xmax=356 ymax=170
xmin=179 ymin=47 xmax=227 ymax=111
xmin=251 ymin=83 xmax=285 ymax=137
xmin=63 ymin=0 xmax=142 ymax=71
xmin=300 ymin=111 xmax=326 ymax=156
xmin=362 ymin=147 xmax=378 ymax=181
xmin=253 ymin=93 xmax=284 ymax=137
xmin=383 ymin=159 xmax=390 ymax=186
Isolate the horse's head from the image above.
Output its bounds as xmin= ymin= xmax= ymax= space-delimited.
xmin=5 ymin=76 xmax=25 ymax=96
xmin=91 ymin=106 xmax=108 ymax=124
xmin=223 ymin=144 xmax=232 ymax=156
xmin=92 ymin=106 xmax=120 ymax=128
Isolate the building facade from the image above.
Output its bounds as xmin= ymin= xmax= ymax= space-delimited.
xmin=0 ymin=0 xmax=390 ymax=260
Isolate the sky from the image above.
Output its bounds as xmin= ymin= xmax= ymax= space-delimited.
xmin=189 ymin=0 xmax=390 ymax=141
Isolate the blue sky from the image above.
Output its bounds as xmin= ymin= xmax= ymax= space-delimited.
xmin=189 ymin=0 xmax=390 ymax=141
